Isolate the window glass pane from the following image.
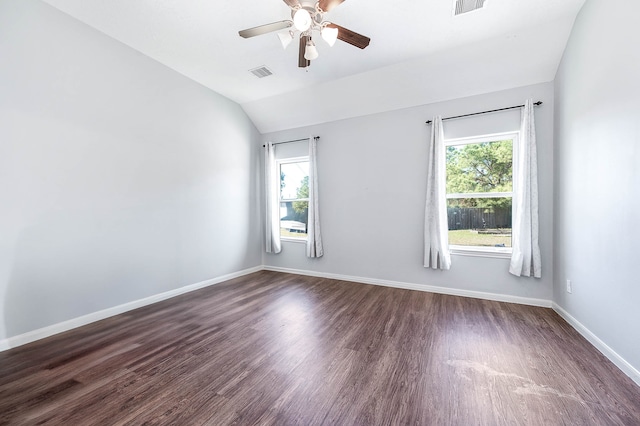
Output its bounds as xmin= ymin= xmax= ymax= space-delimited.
xmin=279 ymin=159 xmax=309 ymax=240
xmin=447 ymin=198 xmax=512 ymax=248
xmin=280 ymin=201 xmax=308 ymax=239
xmin=280 ymin=162 xmax=309 ymax=200
xmin=446 ymin=140 xmax=513 ymax=194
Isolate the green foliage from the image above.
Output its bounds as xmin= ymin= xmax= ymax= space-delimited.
xmin=446 ymin=140 xmax=513 ymax=209
xmin=293 ymin=176 xmax=309 ymax=214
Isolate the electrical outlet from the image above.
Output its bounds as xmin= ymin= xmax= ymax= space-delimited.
xmin=566 ymin=279 xmax=572 ymax=293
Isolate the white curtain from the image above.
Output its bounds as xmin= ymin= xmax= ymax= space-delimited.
xmin=264 ymin=142 xmax=281 ymax=254
xmin=424 ymin=116 xmax=451 ymax=270
xmin=509 ymin=99 xmax=541 ymax=277
xmin=306 ymin=137 xmax=323 ymax=258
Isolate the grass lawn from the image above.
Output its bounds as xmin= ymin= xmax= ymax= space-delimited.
xmin=280 ymin=229 xmax=307 ymax=239
xmin=448 ymin=229 xmax=512 ymax=247
xmin=279 ymin=228 xmax=510 ymax=246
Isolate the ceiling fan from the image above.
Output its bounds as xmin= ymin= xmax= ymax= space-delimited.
xmin=239 ymin=0 xmax=371 ymax=68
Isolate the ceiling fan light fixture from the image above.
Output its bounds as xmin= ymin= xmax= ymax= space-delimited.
xmin=238 ymin=0 xmax=371 ymax=68
xmin=321 ymin=26 xmax=338 ymax=47
xmin=277 ymin=30 xmax=294 ymax=49
xmin=293 ymin=9 xmax=312 ymax=31
xmin=304 ymin=39 xmax=319 ymax=60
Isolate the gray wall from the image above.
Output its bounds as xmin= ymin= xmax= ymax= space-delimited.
xmin=0 ymin=0 xmax=262 ymax=340
xmin=554 ymin=0 xmax=640 ymax=371
xmin=263 ymin=83 xmax=555 ymax=302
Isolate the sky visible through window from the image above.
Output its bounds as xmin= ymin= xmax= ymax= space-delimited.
xmin=280 ymin=162 xmax=308 ymax=200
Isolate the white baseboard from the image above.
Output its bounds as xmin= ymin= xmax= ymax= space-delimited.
xmin=0 ymin=266 xmax=263 ymax=352
xmin=552 ymin=303 xmax=640 ymax=387
xmin=263 ymin=266 xmax=553 ymax=308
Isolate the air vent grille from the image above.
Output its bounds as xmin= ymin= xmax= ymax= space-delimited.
xmin=249 ymin=66 xmax=273 ymax=78
xmin=454 ymin=0 xmax=487 ymax=15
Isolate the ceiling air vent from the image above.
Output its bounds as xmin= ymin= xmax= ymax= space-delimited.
xmin=249 ymin=66 xmax=273 ymax=78
xmin=454 ymin=0 xmax=487 ymax=16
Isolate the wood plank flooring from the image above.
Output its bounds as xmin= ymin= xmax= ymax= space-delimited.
xmin=1 ymin=271 xmax=639 ymax=425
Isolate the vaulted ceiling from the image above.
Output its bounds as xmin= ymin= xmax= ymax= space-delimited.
xmin=42 ymin=0 xmax=586 ymax=132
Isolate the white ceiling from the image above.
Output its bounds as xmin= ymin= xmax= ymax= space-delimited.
xmin=42 ymin=0 xmax=585 ymax=133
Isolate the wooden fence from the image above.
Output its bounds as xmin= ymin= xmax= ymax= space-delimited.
xmin=448 ymin=207 xmax=512 ymax=230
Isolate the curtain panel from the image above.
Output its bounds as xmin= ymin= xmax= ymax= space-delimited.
xmin=424 ymin=116 xmax=451 ymax=270
xmin=264 ymin=142 xmax=281 ymax=254
xmin=306 ymin=137 xmax=323 ymax=258
xmin=509 ymin=99 xmax=542 ymax=277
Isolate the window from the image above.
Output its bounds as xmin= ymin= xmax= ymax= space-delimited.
xmin=278 ymin=157 xmax=309 ymax=240
xmin=445 ymin=132 xmax=518 ymax=255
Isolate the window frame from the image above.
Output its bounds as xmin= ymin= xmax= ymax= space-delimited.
xmin=444 ymin=131 xmax=519 ymax=258
xmin=277 ymin=156 xmax=310 ymax=243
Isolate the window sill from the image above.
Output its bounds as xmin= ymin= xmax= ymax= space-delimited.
xmin=281 ymin=237 xmax=307 ymax=244
xmin=449 ymin=246 xmax=512 ymax=259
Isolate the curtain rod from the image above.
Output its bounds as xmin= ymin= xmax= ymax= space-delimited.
xmin=425 ymin=101 xmax=542 ymax=124
xmin=262 ymin=136 xmax=319 ymax=147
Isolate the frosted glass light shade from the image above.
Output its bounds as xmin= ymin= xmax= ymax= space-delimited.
xmin=321 ymin=26 xmax=338 ymax=47
xmin=277 ymin=31 xmax=294 ymax=49
xmin=293 ymin=9 xmax=312 ymax=31
xmin=304 ymin=41 xmax=319 ymax=60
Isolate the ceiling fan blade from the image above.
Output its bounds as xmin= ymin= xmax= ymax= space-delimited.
xmin=283 ymin=0 xmax=301 ymax=7
xmin=318 ymin=0 xmax=346 ymax=12
xmin=299 ymin=35 xmax=310 ymax=68
xmin=239 ymin=21 xmax=292 ymax=38
xmin=327 ymin=23 xmax=370 ymax=49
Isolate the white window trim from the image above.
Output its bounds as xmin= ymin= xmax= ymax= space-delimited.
xmin=277 ymin=156 xmax=309 ymax=243
xmin=450 ymin=245 xmax=512 ymax=259
xmin=445 ymin=131 xmax=519 ymax=258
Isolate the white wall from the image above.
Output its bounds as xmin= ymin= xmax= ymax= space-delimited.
xmin=0 ymin=0 xmax=262 ymax=341
xmin=554 ymin=0 xmax=640 ymax=374
xmin=263 ymin=83 xmax=554 ymax=302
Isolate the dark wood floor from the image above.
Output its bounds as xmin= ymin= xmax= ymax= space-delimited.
xmin=1 ymin=271 xmax=639 ymax=425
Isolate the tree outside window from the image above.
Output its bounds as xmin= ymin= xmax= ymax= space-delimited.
xmin=445 ymin=133 xmax=517 ymax=250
